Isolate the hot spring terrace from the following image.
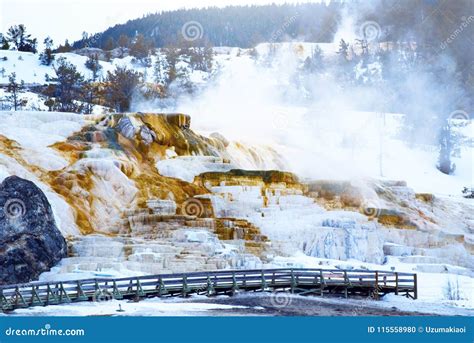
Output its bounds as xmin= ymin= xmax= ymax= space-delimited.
xmin=0 ymin=268 xmax=417 ymax=312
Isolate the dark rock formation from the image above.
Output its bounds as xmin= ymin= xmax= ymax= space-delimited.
xmin=0 ymin=176 xmax=67 ymax=285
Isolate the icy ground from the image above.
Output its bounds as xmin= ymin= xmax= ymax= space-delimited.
xmin=2 ymin=292 xmax=472 ymax=317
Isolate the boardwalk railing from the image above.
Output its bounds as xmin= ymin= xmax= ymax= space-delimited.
xmin=0 ymin=268 xmax=417 ymax=312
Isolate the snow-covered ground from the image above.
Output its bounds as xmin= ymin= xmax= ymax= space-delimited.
xmin=0 ymin=50 xmax=129 ymax=84
xmin=0 ymin=48 xmax=221 ymax=86
xmin=2 ymin=291 xmax=472 ymax=317
xmin=0 ymin=297 xmax=259 ymax=317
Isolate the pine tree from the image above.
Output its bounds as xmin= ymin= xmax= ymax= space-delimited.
xmin=118 ymin=34 xmax=130 ymax=58
xmin=153 ymin=55 xmax=166 ymax=85
xmin=162 ymin=46 xmax=179 ymax=86
xmin=105 ymin=66 xmax=142 ymax=112
xmin=0 ymin=34 xmax=9 ymax=50
xmin=303 ymin=45 xmax=324 ymax=73
xmin=85 ymin=54 xmax=102 ymax=81
xmin=81 ymin=82 xmax=100 ymax=114
xmin=39 ymin=37 xmax=55 ymax=66
xmin=189 ymin=41 xmax=214 ymax=72
xmin=437 ymin=121 xmax=456 ymax=175
xmin=337 ymin=39 xmax=349 ymax=61
xmin=6 ymin=24 xmax=37 ymax=53
xmin=130 ymin=34 xmax=151 ymax=66
xmin=43 ymin=84 xmax=57 ymax=111
xmin=81 ymin=31 xmax=89 ymax=47
xmin=104 ymin=37 xmax=115 ymax=51
xmin=51 ymin=57 xmax=85 ymax=112
xmin=118 ymin=34 xmax=130 ymax=48
xmin=7 ymin=72 xmax=26 ymax=110
xmin=173 ymin=65 xmax=193 ymax=94
xmin=161 ymin=45 xmax=193 ymax=96
xmin=56 ymin=39 xmax=72 ymax=53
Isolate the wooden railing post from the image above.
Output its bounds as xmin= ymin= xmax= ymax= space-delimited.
xmin=290 ymin=270 xmax=296 ymax=294
xmin=0 ymin=289 xmax=11 ymax=312
xmin=206 ymin=276 xmax=215 ymax=296
xmin=374 ymin=271 xmax=379 ymax=300
xmin=395 ymin=272 xmax=399 ymax=295
xmin=319 ymin=269 xmax=325 ymax=297
xmin=182 ymin=275 xmax=189 ymax=297
xmin=158 ymin=277 xmax=167 ymax=297
xmin=414 ymin=274 xmax=418 ymax=300
xmin=112 ymin=280 xmax=123 ymax=300
xmin=135 ymin=278 xmax=145 ymax=298
xmin=260 ymin=270 xmax=268 ymax=291
xmin=343 ymin=271 xmax=348 ymax=298
xmin=232 ymin=272 xmax=239 ymax=293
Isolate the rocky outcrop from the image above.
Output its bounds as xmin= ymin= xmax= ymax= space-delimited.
xmin=195 ymin=169 xmax=303 ymax=189
xmin=0 ymin=176 xmax=67 ymax=285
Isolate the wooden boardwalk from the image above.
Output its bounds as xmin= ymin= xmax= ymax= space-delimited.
xmin=0 ymin=268 xmax=417 ymax=312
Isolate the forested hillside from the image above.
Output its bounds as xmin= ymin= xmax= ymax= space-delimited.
xmin=69 ymin=1 xmax=473 ymax=100
xmin=72 ymin=3 xmax=340 ymax=49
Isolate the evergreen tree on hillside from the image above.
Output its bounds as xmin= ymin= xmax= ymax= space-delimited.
xmin=105 ymin=66 xmax=142 ymax=112
xmin=436 ymin=115 xmax=465 ymax=176
xmin=56 ymin=39 xmax=72 ymax=53
xmin=437 ymin=121 xmax=456 ymax=175
xmin=303 ymin=45 xmax=324 ymax=73
xmin=43 ymin=84 xmax=57 ymax=111
xmin=170 ymin=64 xmax=193 ymax=95
xmin=153 ymin=55 xmax=166 ymax=85
xmin=130 ymin=34 xmax=152 ymax=66
xmin=85 ymin=54 xmax=102 ymax=81
xmin=39 ymin=37 xmax=55 ymax=66
xmin=81 ymin=31 xmax=89 ymax=47
xmin=51 ymin=57 xmax=84 ymax=112
xmin=6 ymin=72 xmax=26 ymax=110
xmin=189 ymin=41 xmax=214 ymax=72
xmin=157 ymin=45 xmax=192 ymax=96
xmin=104 ymin=37 xmax=116 ymax=51
xmin=6 ymin=25 xmax=37 ymax=53
xmin=118 ymin=34 xmax=130 ymax=49
xmin=337 ymin=39 xmax=349 ymax=61
xmin=0 ymin=34 xmax=10 ymax=50
xmin=72 ymin=3 xmax=337 ymax=50
xmin=118 ymin=34 xmax=130 ymax=58
xmin=162 ymin=47 xmax=179 ymax=86
xmin=81 ymin=81 xmax=101 ymax=114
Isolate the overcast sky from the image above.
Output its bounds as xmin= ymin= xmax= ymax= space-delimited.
xmin=1 ymin=0 xmax=320 ymax=45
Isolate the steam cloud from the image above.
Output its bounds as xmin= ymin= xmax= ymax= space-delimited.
xmin=134 ymin=2 xmax=472 ymax=189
